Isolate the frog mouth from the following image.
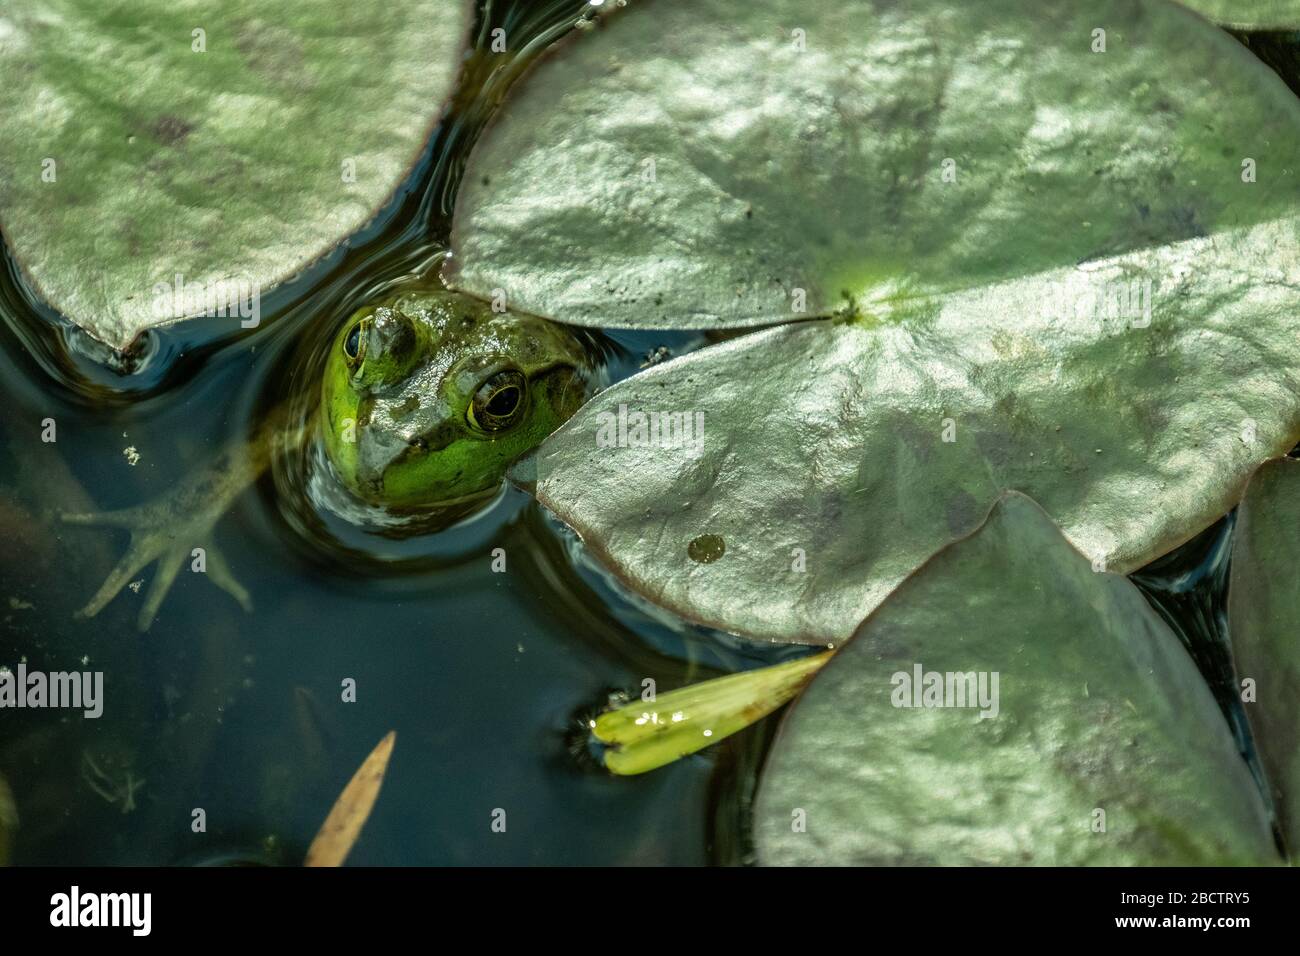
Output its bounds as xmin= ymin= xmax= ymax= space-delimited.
xmin=350 ymin=466 xmax=498 ymax=513
xmin=386 ymin=485 xmax=498 ymax=512
xmin=310 ymin=433 xmax=504 ymax=538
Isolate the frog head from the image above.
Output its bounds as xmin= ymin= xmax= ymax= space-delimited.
xmin=321 ymin=287 xmax=593 ymax=510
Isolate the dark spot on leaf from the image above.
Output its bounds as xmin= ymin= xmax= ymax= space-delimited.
xmin=688 ymin=533 xmax=725 ymax=564
xmin=945 ymin=490 xmax=982 ymax=537
xmin=152 ymin=115 xmax=194 ymax=147
xmin=1169 ymin=204 xmax=1207 ymax=240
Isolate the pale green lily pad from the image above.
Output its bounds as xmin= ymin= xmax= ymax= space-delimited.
xmin=0 ymin=0 xmax=472 ymax=349
xmin=449 ymin=0 xmax=1298 ymax=329
xmin=1178 ymin=0 xmax=1300 ymax=29
xmin=522 ymin=215 xmax=1300 ymax=644
xmin=491 ymin=0 xmax=1300 ymax=645
xmin=1229 ymin=456 xmax=1300 ymax=858
xmin=752 ymin=493 xmax=1278 ymax=866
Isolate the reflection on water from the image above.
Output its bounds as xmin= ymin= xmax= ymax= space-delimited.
xmin=0 ymin=4 xmax=1293 ymax=865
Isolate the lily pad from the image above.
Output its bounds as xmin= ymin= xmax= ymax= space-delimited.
xmin=1228 ymin=457 xmax=1300 ymax=856
xmin=483 ymin=0 xmax=1300 ymax=644
xmin=1178 ymin=0 xmax=1300 ymax=29
xmin=449 ymin=0 xmax=1299 ymax=328
xmin=0 ymin=0 xmax=472 ymax=349
xmin=752 ymin=493 xmax=1278 ymax=866
xmin=522 ymin=215 xmax=1300 ymax=644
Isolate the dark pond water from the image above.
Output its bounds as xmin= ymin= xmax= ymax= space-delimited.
xmin=0 ymin=5 xmax=1294 ymax=864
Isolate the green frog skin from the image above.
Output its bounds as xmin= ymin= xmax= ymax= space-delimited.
xmin=63 ymin=287 xmax=595 ymax=631
xmin=322 ymin=286 xmax=591 ymax=508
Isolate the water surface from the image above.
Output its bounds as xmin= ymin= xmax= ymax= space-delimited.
xmin=0 ymin=4 xmax=1291 ymax=865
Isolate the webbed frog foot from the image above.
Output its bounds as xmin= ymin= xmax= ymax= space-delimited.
xmin=61 ymin=501 xmax=252 ymax=632
xmin=80 ymin=750 xmax=146 ymax=814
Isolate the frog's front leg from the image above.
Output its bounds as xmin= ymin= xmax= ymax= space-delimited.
xmin=60 ymin=428 xmax=282 ymax=632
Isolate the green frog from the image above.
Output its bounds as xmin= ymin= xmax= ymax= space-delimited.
xmin=62 ymin=287 xmax=597 ymax=630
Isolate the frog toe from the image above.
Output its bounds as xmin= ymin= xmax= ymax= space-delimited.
xmin=60 ymin=506 xmax=142 ymax=530
xmin=76 ymin=537 xmax=154 ymax=620
xmin=205 ymin=545 xmax=253 ymax=614
xmin=136 ymin=547 xmax=188 ymax=632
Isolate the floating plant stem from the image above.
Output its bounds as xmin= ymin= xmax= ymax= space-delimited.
xmin=593 ymin=651 xmax=833 ymax=775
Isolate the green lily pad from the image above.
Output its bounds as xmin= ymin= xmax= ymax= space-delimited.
xmin=752 ymin=493 xmax=1278 ymax=866
xmin=522 ymin=214 xmax=1300 ymax=644
xmin=1178 ymin=0 xmax=1300 ymax=29
xmin=450 ymin=0 xmax=1298 ymax=329
xmin=0 ymin=0 xmax=472 ymax=349
xmin=1229 ymin=456 xmax=1300 ymax=858
xmin=489 ymin=0 xmax=1300 ymax=645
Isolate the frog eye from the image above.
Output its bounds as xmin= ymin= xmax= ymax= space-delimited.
xmin=343 ymin=322 xmax=365 ymax=368
xmin=468 ymin=369 xmax=527 ymax=433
